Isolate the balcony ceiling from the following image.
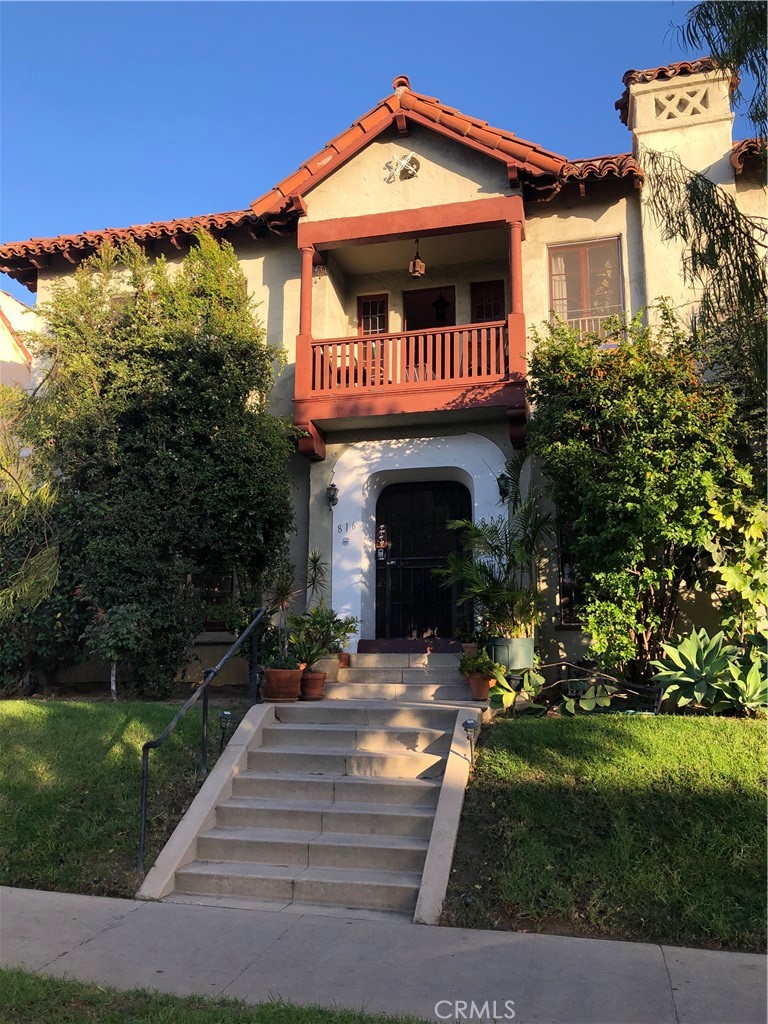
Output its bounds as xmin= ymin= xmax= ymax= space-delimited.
xmin=329 ymin=228 xmax=508 ymax=277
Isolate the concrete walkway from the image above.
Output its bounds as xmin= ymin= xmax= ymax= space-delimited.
xmin=1 ymin=887 xmax=765 ymax=1024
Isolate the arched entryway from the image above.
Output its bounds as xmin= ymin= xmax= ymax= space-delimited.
xmin=374 ymin=481 xmax=471 ymax=641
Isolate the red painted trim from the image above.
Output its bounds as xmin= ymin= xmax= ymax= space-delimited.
xmin=294 ymin=378 xmax=525 ymax=425
xmin=298 ymin=195 xmax=524 ymax=250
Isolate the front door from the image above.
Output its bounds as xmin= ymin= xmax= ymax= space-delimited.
xmin=375 ymin=481 xmax=471 ymax=640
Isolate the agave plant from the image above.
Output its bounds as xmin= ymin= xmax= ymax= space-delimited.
xmin=651 ymin=628 xmax=739 ymax=708
xmin=715 ymin=638 xmax=768 ymax=715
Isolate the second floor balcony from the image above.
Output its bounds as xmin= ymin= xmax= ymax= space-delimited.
xmin=292 ymin=196 xmax=527 ymax=459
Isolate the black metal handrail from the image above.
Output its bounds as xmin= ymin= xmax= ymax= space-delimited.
xmin=137 ymin=607 xmax=266 ymax=871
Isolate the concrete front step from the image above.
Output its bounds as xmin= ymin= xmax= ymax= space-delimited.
xmin=232 ymin=770 xmax=441 ymax=806
xmin=337 ymin=668 xmax=465 ymax=684
xmin=246 ymin=745 xmax=446 ymax=779
xmin=273 ymin=702 xmax=459 ymax=730
xmin=197 ymin=826 xmax=429 ymax=872
xmin=325 ymin=682 xmax=470 ymax=703
xmin=260 ymin=723 xmax=451 ymax=755
xmin=349 ymin=653 xmax=460 ymax=668
xmin=217 ymin=797 xmax=435 ymax=837
xmin=174 ymin=860 xmax=422 ymax=912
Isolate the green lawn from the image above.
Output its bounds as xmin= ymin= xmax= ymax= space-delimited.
xmin=0 ymin=699 xmax=215 ymax=898
xmin=0 ymin=968 xmax=427 ymax=1024
xmin=442 ymin=716 xmax=766 ymax=952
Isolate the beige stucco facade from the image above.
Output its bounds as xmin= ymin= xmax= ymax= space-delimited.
xmin=0 ymin=290 xmax=35 ymax=389
xmin=24 ymin=63 xmax=765 ymax=672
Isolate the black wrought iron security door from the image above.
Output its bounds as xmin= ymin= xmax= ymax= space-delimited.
xmin=375 ymin=481 xmax=471 ymax=640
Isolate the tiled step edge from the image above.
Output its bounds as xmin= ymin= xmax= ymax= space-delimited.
xmin=136 ymin=702 xmax=276 ymax=900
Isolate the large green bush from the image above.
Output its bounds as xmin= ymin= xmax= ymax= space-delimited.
xmin=0 ymin=232 xmax=295 ymax=694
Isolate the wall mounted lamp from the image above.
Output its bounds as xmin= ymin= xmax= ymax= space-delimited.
xmin=327 ymin=483 xmax=339 ymax=508
xmin=497 ymin=472 xmax=511 ymax=502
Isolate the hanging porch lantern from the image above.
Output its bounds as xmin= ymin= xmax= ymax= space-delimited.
xmin=409 ymin=239 xmax=425 ymax=278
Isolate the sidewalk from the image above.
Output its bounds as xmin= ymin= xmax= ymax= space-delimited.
xmin=1 ymin=886 xmax=764 ymax=1024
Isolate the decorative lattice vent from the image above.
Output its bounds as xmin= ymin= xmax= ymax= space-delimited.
xmin=654 ymin=87 xmax=710 ymax=121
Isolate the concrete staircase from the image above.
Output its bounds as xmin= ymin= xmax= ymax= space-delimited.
xmin=324 ymin=652 xmax=471 ymax=703
xmin=169 ymin=701 xmax=465 ymax=916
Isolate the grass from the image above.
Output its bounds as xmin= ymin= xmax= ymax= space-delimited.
xmin=442 ymin=715 xmax=766 ymax=952
xmin=0 ymin=699 xmax=217 ymax=898
xmin=0 ymin=968 xmax=427 ymax=1024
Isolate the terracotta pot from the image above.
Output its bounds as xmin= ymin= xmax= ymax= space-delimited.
xmin=300 ymin=670 xmax=327 ymax=701
xmin=338 ymin=652 xmax=351 ymax=668
xmin=262 ymin=668 xmax=302 ymax=703
xmin=467 ymin=672 xmax=491 ymax=702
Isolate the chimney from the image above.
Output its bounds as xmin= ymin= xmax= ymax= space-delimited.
xmin=617 ymin=57 xmax=736 ymax=186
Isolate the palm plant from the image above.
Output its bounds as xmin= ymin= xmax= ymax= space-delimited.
xmin=435 ymin=452 xmax=554 ymax=639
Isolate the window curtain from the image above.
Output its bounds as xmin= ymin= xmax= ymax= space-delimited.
xmin=551 ymin=253 xmax=568 ymax=316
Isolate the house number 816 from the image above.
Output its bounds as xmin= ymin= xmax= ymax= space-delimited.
xmin=337 ymin=522 xmax=357 ymax=533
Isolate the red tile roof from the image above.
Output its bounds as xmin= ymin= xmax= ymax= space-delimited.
xmin=249 ymin=76 xmax=567 ymax=219
xmin=614 ymin=56 xmax=738 ymax=125
xmin=731 ymin=137 xmax=766 ymax=174
xmin=1 ymin=76 xmax=644 ymax=290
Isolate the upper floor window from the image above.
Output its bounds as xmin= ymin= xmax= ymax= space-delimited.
xmin=471 ymin=280 xmax=505 ymax=323
xmin=548 ymin=239 xmax=623 ymax=335
xmin=358 ymin=294 xmax=388 ymax=336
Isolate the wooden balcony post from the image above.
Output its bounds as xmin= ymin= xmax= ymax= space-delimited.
xmin=507 ymin=220 xmax=526 ymax=378
xmin=508 ymin=220 xmax=523 ymax=314
xmin=295 ymin=245 xmax=315 ymax=401
xmin=299 ymin=245 xmax=314 ymax=338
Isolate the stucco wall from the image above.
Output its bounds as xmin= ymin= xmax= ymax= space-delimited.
xmin=305 ymin=124 xmax=510 ymax=222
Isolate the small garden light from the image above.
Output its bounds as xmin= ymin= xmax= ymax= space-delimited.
xmin=218 ymin=710 xmax=233 ymax=755
xmin=462 ymin=718 xmax=479 ymax=767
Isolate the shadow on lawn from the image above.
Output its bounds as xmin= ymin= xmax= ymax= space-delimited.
xmin=443 ymin=716 xmax=767 ymax=952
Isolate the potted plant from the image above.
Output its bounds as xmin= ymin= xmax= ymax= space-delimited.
xmin=459 ymin=650 xmax=502 ymax=701
xmin=290 ymin=604 xmax=358 ymax=669
xmin=435 ymin=451 xmax=553 ymax=672
xmin=261 ymin=653 xmax=302 ymax=702
xmin=292 ymin=638 xmax=329 ymax=701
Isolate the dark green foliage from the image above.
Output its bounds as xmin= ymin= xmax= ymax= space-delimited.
xmin=641 ymin=148 xmax=767 ymax=480
xmin=527 ymin=310 xmax=734 ymax=680
xmin=1 ymin=233 xmax=294 ymax=694
xmin=678 ymin=1 xmax=767 ymax=138
xmin=443 ymin=716 xmax=766 ymax=951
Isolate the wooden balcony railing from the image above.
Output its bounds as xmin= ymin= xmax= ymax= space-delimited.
xmin=309 ymin=321 xmax=509 ymax=394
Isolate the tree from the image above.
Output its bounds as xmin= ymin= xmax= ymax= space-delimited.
xmin=1 ymin=231 xmax=295 ymax=694
xmin=527 ymin=310 xmax=734 ymax=682
xmin=642 ymin=2 xmax=767 ymax=481
xmin=678 ymin=2 xmax=766 ymax=139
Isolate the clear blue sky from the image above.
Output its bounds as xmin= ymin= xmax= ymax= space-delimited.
xmin=0 ymin=1 xmax=752 ymax=303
